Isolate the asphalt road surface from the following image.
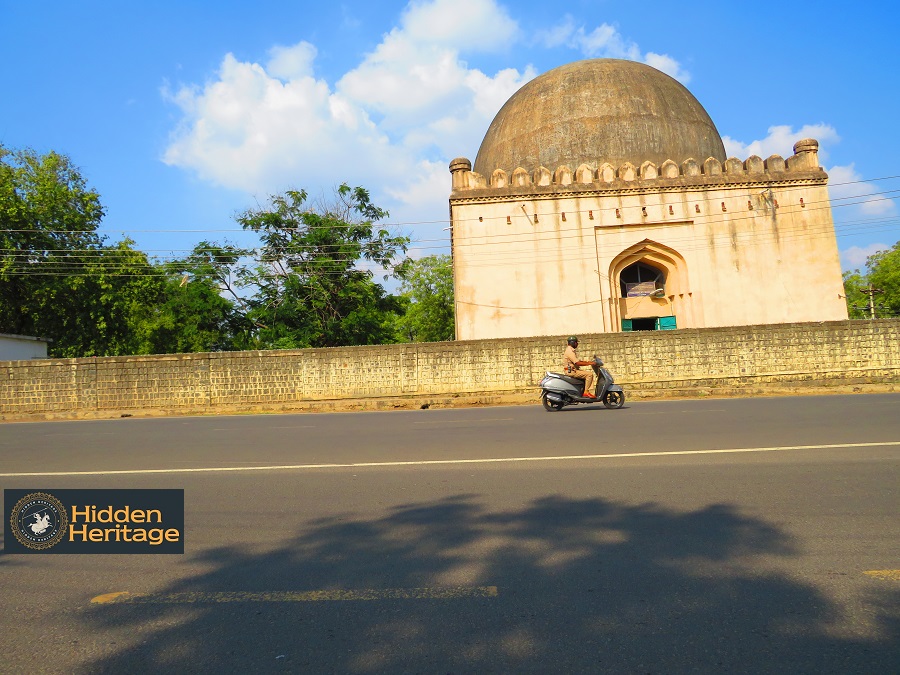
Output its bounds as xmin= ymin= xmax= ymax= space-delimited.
xmin=1 ymin=394 xmax=898 ymax=673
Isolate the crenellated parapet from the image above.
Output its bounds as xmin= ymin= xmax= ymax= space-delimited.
xmin=450 ymin=139 xmax=826 ymax=195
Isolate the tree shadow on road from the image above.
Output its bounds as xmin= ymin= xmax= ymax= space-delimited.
xmin=79 ymin=494 xmax=899 ymax=673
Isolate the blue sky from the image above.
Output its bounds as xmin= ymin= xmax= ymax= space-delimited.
xmin=2 ymin=0 xmax=898 ymax=272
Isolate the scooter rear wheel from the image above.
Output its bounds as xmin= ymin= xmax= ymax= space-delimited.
xmin=541 ymin=393 xmax=564 ymax=411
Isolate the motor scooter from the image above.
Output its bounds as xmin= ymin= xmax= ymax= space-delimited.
xmin=539 ymin=356 xmax=625 ymax=411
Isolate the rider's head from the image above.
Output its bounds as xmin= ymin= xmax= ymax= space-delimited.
xmin=567 ymin=336 xmax=579 ymax=347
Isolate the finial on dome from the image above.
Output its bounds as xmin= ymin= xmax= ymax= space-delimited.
xmin=787 ymin=139 xmax=821 ymax=171
xmin=449 ymin=157 xmax=472 ymax=173
xmin=793 ymin=139 xmax=819 ymax=155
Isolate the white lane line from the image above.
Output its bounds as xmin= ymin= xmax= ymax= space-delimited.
xmin=0 ymin=441 xmax=897 ymax=477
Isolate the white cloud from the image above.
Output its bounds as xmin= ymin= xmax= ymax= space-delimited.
xmin=643 ymin=52 xmax=690 ymax=84
xmin=841 ymin=243 xmax=889 ymax=269
xmin=163 ymin=53 xmax=396 ymax=195
xmin=336 ymin=0 xmax=529 ymax=137
xmin=537 ymin=16 xmax=577 ymax=49
xmin=722 ymin=124 xmax=839 ymax=161
xmin=401 ymin=0 xmax=518 ymax=50
xmin=266 ymin=41 xmax=317 ymax=81
xmin=163 ymin=0 xmax=534 ymax=216
xmin=828 ymin=164 xmax=897 ymax=216
xmin=535 ymin=15 xmax=688 ymax=82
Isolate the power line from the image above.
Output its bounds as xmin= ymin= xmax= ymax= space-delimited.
xmin=3 ymin=183 xmax=898 ymax=277
xmin=2 ymin=173 xmax=899 ymax=235
xmin=3 ymin=190 xmax=897 ymax=260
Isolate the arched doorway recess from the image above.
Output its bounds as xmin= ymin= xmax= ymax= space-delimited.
xmin=608 ymin=240 xmax=694 ymax=331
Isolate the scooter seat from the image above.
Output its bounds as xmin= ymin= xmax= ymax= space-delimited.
xmin=546 ymin=371 xmax=585 ymax=386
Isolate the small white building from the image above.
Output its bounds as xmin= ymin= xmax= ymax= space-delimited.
xmin=0 ymin=334 xmax=51 ymax=360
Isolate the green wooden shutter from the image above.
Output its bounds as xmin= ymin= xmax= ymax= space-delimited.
xmin=658 ymin=316 xmax=677 ymax=330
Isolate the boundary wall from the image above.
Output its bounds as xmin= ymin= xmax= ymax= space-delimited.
xmin=2 ymin=320 xmax=898 ymax=420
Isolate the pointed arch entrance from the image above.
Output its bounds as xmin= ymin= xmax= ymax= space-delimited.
xmin=607 ymin=240 xmax=695 ymax=331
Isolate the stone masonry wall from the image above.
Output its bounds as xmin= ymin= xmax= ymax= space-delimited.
xmin=1 ymin=320 xmax=898 ymax=418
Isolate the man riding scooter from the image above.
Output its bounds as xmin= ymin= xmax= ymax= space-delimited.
xmin=563 ymin=336 xmax=599 ymax=398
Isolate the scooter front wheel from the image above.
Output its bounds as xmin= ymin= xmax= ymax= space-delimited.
xmin=541 ymin=393 xmax=564 ymax=411
xmin=603 ymin=390 xmax=625 ymax=409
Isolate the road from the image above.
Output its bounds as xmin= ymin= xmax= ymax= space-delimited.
xmin=1 ymin=394 xmax=898 ymax=673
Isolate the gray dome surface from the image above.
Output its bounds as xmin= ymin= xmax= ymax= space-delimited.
xmin=473 ymin=59 xmax=726 ymax=177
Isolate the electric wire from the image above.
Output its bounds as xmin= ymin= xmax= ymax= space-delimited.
xmin=2 ymin=179 xmax=898 ymax=277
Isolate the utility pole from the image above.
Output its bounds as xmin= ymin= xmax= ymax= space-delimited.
xmin=859 ymin=284 xmax=884 ymax=319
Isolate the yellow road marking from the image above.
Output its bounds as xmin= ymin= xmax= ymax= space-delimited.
xmin=90 ymin=591 xmax=132 ymax=604
xmin=3 ymin=441 xmax=898 ymax=477
xmin=91 ymin=586 xmax=499 ymax=604
xmin=863 ymin=570 xmax=900 ymax=581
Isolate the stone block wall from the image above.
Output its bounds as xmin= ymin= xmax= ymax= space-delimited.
xmin=1 ymin=320 xmax=898 ymax=418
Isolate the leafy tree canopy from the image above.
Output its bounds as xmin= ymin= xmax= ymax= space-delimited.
xmin=842 ymin=240 xmax=900 ymax=320
xmin=0 ymin=146 xmax=167 ymax=356
xmin=145 ymin=242 xmax=250 ymax=354
xmin=234 ymin=185 xmax=410 ymax=349
xmin=2 ymin=149 xmax=441 ymax=356
xmin=1 ymin=145 xmax=106 ymax=336
xmin=397 ymin=254 xmax=455 ymax=342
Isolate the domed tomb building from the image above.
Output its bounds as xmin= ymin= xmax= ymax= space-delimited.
xmin=449 ymin=59 xmax=847 ymax=339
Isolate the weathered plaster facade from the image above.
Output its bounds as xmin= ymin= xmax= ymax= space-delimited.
xmin=449 ymin=60 xmax=847 ymax=340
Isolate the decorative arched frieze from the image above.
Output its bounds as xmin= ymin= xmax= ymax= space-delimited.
xmin=598 ymin=163 xmax=616 ymax=183
xmin=703 ymin=157 xmax=722 ymax=176
xmin=554 ymin=165 xmax=573 ymax=186
xmin=575 ymin=163 xmax=594 ymax=184
xmin=640 ymin=161 xmax=658 ymax=179
xmin=660 ymin=160 xmax=679 ymax=178
xmin=764 ymin=155 xmax=786 ymax=173
xmin=744 ymin=155 xmax=765 ymax=174
xmin=512 ymin=167 xmax=531 ymax=187
xmin=533 ymin=166 xmax=552 ymax=186
xmin=681 ymin=158 xmax=701 ymax=177
xmin=724 ymin=157 xmax=745 ymax=175
xmin=618 ymin=162 xmax=637 ymax=182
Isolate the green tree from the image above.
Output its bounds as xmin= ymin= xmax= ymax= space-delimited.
xmin=841 ymin=270 xmax=870 ymax=319
xmin=866 ymin=242 xmax=900 ymax=318
xmin=1 ymin=145 xmax=105 ymax=336
xmin=842 ymin=240 xmax=900 ymax=320
xmin=234 ymin=185 xmax=410 ymax=349
xmin=397 ymin=254 xmax=455 ymax=342
xmin=49 ymin=239 xmax=166 ymax=357
xmin=146 ymin=242 xmax=249 ymax=354
xmin=1 ymin=146 xmax=165 ymax=357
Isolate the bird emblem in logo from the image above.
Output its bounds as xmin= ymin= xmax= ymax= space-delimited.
xmin=10 ymin=492 xmax=68 ymax=550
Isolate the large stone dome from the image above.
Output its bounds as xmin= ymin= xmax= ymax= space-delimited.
xmin=473 ymin=59 xmax=726 ymax=178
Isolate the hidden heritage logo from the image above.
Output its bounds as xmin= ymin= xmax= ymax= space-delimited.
xmin=8 ymin=492 xmax=68 ymax=550
xmin=4 ymin=489 xmax=184 ymax=554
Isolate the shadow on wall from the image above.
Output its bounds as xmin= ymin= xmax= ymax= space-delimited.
xmin=80 ymin=495 xmax=898 ymax=673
